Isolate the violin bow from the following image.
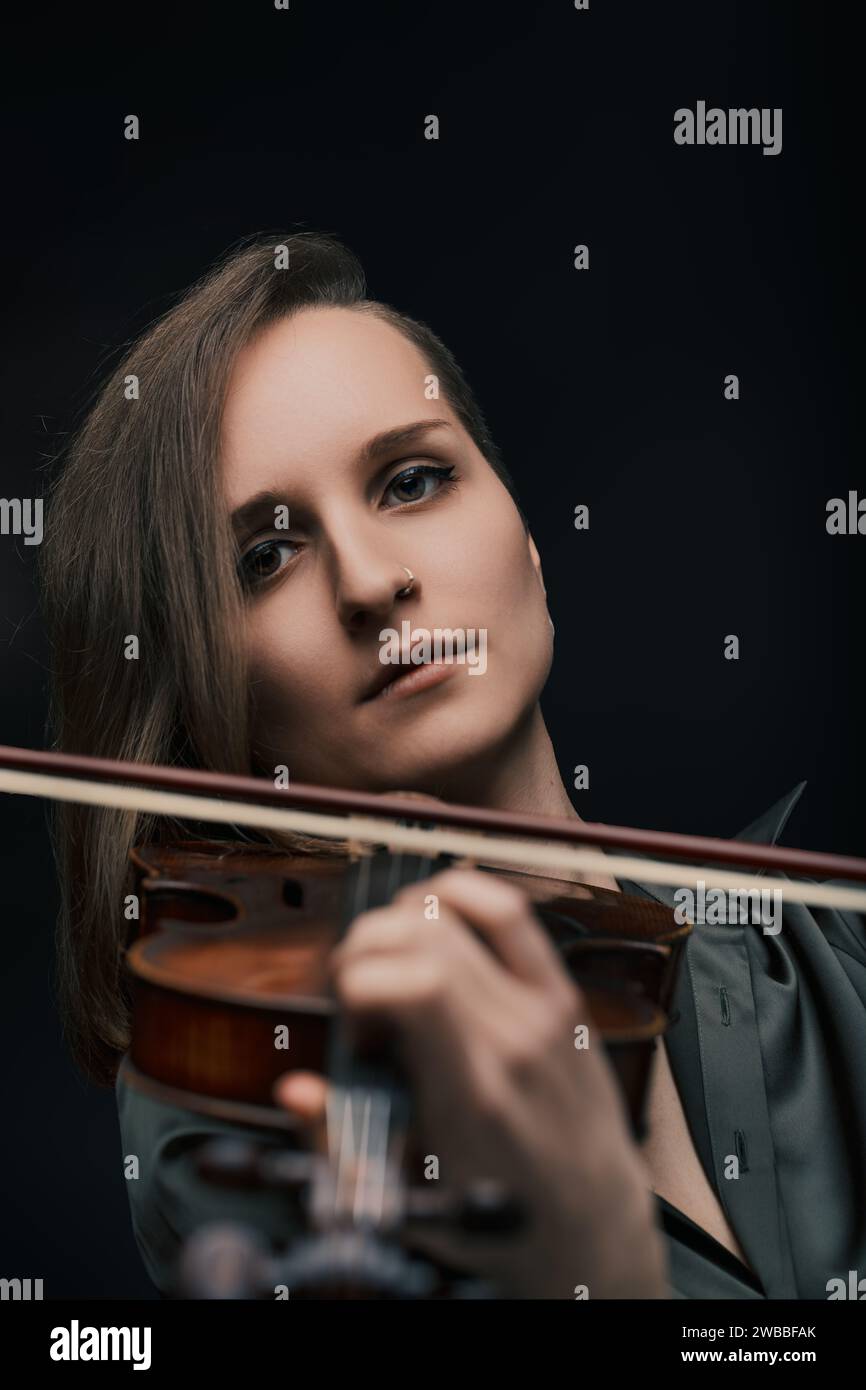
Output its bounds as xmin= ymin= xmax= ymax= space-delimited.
xmin=0 ymin=744 xmax=865 ymax=914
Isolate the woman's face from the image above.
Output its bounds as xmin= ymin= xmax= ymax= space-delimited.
xmin=220 ymin=306 xmax=553 ymax=795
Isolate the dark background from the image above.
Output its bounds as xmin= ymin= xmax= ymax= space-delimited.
xmin=0 ymin=1 xmax=861 ymax=1296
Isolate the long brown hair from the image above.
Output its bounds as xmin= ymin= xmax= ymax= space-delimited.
xmin=39 ymin=230 xmax=524 ymax=1087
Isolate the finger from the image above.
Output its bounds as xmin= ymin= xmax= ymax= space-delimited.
xmin=273 ymin=1070 xmax=329 ymax=1126
xmin=333 ymin=947 xmax=507 ymax=1068
xmin=334 ymin=898 xmax=502 ymax=983
xmin=273 ymin=1071 xmax=332 ymax=1158
xmin=334 ymin=903 xmax=429 ymax=965
xmin=420 ymin=868 xmax=569 ymax=989
xmin=334 ymin=898 xmax=518 ymax=1012
xmin=335 ymin=954 xmax=446 ymax=1027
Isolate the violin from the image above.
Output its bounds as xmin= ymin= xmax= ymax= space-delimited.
xmin=123 ymin=836 xmax=687 ymax=1133
xmin=120 ymin=833 xmax=687 ymax=1297
xmin=2 ymin=744 xmax=865 ymax=1298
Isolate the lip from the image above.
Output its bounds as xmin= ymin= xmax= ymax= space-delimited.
xmin=363 ymin=659 xmax=457 ymax=704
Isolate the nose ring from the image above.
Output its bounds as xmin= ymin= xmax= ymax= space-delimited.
xmin=397 ymin=565 xmax=415 ymax=598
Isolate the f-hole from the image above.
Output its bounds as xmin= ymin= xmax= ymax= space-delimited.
xmin=147 ymin=882 xmax=238 ymax=925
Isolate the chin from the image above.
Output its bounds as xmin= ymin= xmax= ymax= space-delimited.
xmin=349 ymin=694 xmax=533 ymax=797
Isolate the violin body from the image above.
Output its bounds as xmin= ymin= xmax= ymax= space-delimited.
xmin=123 ymin=838 xmax=691 ymax=1140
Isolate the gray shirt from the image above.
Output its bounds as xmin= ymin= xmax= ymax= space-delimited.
xmin=116 ymin=783 xmax=866 ymax=1298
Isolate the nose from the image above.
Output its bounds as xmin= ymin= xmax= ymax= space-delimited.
xmin=330 ymin=526 xmax=415 ymax=631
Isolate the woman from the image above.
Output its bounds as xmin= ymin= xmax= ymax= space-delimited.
xmin=39 ymin=231 xmax=866 ymax=1299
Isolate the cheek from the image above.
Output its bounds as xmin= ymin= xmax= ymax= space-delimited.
xmin=468 ymin=516 xmax=541 ymax=618
xmin=456 ymin=514 xmax=551 ymax=688
xmin=244 ymin=603 xmax=333 ymax=725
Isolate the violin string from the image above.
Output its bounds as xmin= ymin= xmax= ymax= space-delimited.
xmin=353 ymin=1092 xmax=378 ymax=1225
xmin=370 ymin=1092 xmax=394 ymax=1226
xmin=351 ymin=839 xmax=423 ymax=1230
xmin=328 ymin=852 xmax=373 ymax=1219
xmin=333 ymin=1090 xmax=356 ymax=1222
xmin=336 ymin=846 xmax=400 ymax=1229
xmin=365 ymin=844 xmax=406 ymax=1226
xmin=354 ymin=1093 xmax=370 ymax=1224
xmin=357 ymin=850 xmax=379 ymax=1228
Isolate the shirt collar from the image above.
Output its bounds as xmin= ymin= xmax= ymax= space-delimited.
xmin=623 ymin=782 xmax=808 ymax=909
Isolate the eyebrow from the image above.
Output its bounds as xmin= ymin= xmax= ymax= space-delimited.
xmin=229 ymin=418 xmax=454 ymax=538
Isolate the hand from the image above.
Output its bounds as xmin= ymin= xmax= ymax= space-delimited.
xmin=275 ymin=867 xmax=668 ymax=1299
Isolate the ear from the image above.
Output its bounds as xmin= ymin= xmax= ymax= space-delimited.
xmin=527 ymin=532 xmax=546 ymax=597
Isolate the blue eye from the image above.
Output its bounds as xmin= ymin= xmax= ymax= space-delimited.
xmin=238 ymin=538 xmax=299 ymax=589
xmin=383 ymin=464 xmax=457 ymax=507
xmin=237 ymin=465 xmax=458 ymax=594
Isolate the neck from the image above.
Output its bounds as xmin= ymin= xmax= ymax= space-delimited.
xmin=435 ymin=704 xmax=620 ymax=893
